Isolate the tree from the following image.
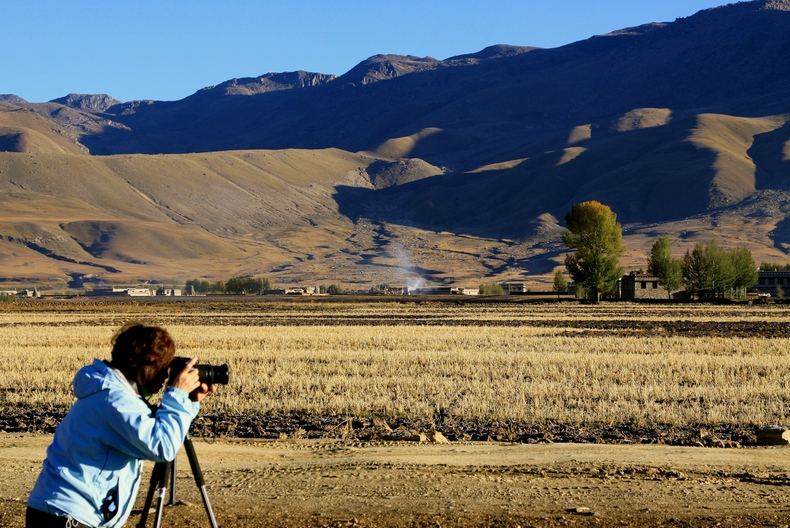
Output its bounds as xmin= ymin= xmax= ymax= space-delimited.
xmin=552 ymin=270 xmax=568 ymax=298
xmin=729 ymin=246 xmax=757 ymax=296
xmin=682 ymin=242 xmax=712 ymax=297
xmin=760 ymin=262 xmax=790 ymax=272
xmin=479 ymin=283 xmax=505 ymax=295
xmin=225 ymin=277 xmax=250 ymax=294
xmin=682 ymin=240 xmax=744 ymax=298
xmin=185 ymin=279 xmax=210 ymax=294
xmin=224 ymin=276 xmax=273 ymax=294
xmin=647 ymin=236 xmax=683 ymax=299
xmin=562 ymin=201 xmax=624 ymax=302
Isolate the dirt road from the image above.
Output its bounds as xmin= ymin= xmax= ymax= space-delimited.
xmin=3 ymin=433 xmax=790 ymax=527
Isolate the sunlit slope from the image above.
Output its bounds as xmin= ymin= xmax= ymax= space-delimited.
xmin=0 ymin=148 xmax=439 ymax=286
xmin=0 ymin=102 xmax=84 ymax=154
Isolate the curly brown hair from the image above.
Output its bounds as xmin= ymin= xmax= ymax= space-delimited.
xmin=110 ymin=322 xmax=175 ymax=388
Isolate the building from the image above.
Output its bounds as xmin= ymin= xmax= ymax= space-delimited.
xmin=262 ymin=286 xmax=318 ymax=295
xmin=411 ymin=286 xmax=479 ymax=295
xmin=503 ymin=282 xmax=528 ymax=294
xmin=754 ymin=271 xmax=790 ymax=293
xmin=156 ymin=287 xmax=182 ymax=296
xmin=620 ymin=273 xmax=679 ymax=300
xmin=85 ymin=287 xmax=153 ymax=297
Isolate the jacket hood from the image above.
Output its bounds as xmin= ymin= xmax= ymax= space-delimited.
xmin=73 ymin=359 xmax=133 ymax=400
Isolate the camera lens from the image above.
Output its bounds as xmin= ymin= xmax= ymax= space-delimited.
xmin=169 ymin=357 xmax=230 ymax=386
xmin=197 ymin=364 xmax=229 ymax=385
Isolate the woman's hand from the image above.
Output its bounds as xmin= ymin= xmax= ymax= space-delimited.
xmin=169 ymin=357 xmax=201 ymax=394
xmin=190 ymin=383 xmax=216 ymax=402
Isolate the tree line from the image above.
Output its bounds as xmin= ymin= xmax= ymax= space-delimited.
xmin=184 ymin=278 xmax=351 ymax=295
xmin=185 ymin=277 xmax=274 ymax=295
xmin=561 ymin=200 xmax=762 ymax=302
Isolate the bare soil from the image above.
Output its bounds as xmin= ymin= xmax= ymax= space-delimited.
xmin=3 ymin=433 xmax=790 ymax=528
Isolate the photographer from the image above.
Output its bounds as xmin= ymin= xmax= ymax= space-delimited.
xmin=26 ymin=323 xmax=215 ymax=528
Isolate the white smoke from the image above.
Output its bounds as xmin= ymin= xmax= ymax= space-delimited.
xmin=406 ymin=276 xmax=426 ymax=293
xmin=393 ymin=245 xmax=426 ymax=293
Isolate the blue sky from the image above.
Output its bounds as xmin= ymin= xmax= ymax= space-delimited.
xmin=3 ymin=0 xmax=733 ymax=103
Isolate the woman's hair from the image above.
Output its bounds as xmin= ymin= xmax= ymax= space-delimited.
xmin=110 ymin=322 xmax=175 ymax=387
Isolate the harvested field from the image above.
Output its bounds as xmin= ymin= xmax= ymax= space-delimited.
xmin=2 ymin=299 xmax=790 ymax=430
xmin=2 ymin=299 xmax=790 ymax=527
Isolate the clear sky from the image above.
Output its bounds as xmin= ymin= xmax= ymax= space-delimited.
xmin=3 ymin=0 xmax=734 ymax=104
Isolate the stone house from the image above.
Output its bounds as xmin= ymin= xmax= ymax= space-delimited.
xmin=620 ymin=273 xmax=680 ymax=300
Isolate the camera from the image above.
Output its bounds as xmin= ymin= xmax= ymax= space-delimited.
xmin=169 ymin=356 xmax=229 ymax=385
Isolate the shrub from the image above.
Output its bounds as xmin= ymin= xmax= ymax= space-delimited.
xmin=478 ymin=283 xmax=505 ymax=295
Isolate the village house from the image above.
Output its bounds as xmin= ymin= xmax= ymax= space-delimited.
xmin=620 ymin=273 xmax=681 ymax=300
xmin=262 ymin=286 xmax=318 ymax=295
xmin=503 ymin=282 xmax=528 ymax=294
xmin=86 ymin=287 xmax=154 ymax=297
xmin=410 ymin=286 xmax=479 ymax=295
xmin=754 ymin=271 xmax=790 ymax=294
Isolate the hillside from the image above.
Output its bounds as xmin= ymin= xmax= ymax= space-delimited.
xmin=1 ymin=0 xmax=790 ymax=290
xmin=0 ymin=148 xmax=450 ymax=289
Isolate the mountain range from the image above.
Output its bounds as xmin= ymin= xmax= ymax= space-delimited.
xmin=1 ymin=0 xmax=790 ymax=291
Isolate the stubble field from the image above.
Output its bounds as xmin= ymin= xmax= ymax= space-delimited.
xmin=2 ymin=298 xmax=790 ymax=527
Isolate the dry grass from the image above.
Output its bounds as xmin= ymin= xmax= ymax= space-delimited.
xmin=2 ymin=302 xmax=789 ymax=427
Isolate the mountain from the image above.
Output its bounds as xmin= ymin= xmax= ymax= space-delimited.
xmin=51 ymin=94 xmax=121 ymax=113
xmin=1 ymin=0 xmax=790 ymax=291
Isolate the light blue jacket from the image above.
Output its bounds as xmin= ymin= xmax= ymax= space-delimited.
xmin=28 ymin=359 xmax=200 ymax=527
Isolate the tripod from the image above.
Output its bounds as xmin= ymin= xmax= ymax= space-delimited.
xmin=136 ymin=435 xmax=219 ymax=528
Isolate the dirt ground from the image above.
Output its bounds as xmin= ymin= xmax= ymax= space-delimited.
xmin=3 ymin=434 xmax=790 ymax=527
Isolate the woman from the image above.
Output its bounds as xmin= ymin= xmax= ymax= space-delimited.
xmin=27 ymin=322 xmax=215 ymax=528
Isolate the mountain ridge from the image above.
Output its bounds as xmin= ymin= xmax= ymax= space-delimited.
xmin=1 ymin=0 xmax=790 ymax=290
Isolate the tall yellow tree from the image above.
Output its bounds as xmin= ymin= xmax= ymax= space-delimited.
xmin=562 ymin=201 xmax=624 ymax=302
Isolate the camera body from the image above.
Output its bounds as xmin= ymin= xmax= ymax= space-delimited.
xmin=169 ymin=356 xmax=229 ymax=385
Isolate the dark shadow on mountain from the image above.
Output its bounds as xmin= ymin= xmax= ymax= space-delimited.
xmin=770 ymin=216 xmax=790 ymax=255
xmin=23 ymin=241 xmax=121 ymax=273
xmin=750 ymin=120 xmax=790 ymax=190
xmin=333 ymin=109 xmax=722 ymax=239
xmin=76 ymin=5 xmax=790 ymax=170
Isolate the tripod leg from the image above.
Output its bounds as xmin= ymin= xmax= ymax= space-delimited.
xmin=183 ymin=436 xmax=219 ymax=528
xmin=168 ymin=451 xmax=177 ymax=506
xmin=151 ymin=460 xmax=172 ymax=528
xmin=136 ymin=462 xmax=167 ymax=528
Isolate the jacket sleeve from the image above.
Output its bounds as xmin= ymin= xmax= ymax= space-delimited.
xmin=103 ymin=387 xmax=200 ymax=462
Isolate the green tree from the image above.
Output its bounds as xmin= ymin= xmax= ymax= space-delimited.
xmin=327 ymin=284 xmax=344 ymax=295
xmin=562 ymin=201 xmax=624 ymax=302
xmin=479 ymin=283 xmax=505 ymax=295
xmin=711 ymin=242 xmax=736 ymax=294
xmin=225 ymin=277 xmax=272 ymax=294
xmin=225 ymin=277 xmax=246 ymax=294
xmin=682 ymin=240 xmax=739 ymax=298
xmin=552 ymin=270 xmax=568 ymax=298
xmin=682 ymin=242 xmax=712 ymax=297
xmin=647 ymin=236 xmax=683 ymax=299
xmin=729 ymin=246 xmax=757 ymax=296
xmin=185 ymin=279 xmax=210 ymax=294
xmin=760 ymin=262 xmax=790 ymax=272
